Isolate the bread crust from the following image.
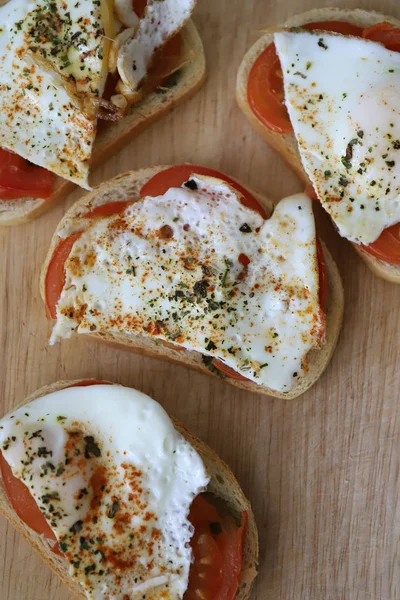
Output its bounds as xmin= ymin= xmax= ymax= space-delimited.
xmin=0 ymin=21 xmax=205 ymax=227
xmin=40 ymin=165 xmax=344 ymax=399
xmin=236 ymin=8 xmax=400 ymax=283
xmin=0 ymin=379 xmax=258 ymax=600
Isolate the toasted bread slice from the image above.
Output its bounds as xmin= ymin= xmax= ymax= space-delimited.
xmin=0 ymin=21 xmax=205 ymax=227
xmin=0 ymin=379 xmax=258 ymax=600
xmin=40 ymin=165 xmax=344 ymax=399
xmin=236 ymin=8 xmax=400 ymax=283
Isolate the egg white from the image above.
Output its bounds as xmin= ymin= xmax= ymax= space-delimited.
xmin=0 ymin=384 xmax=209 ymax=600
xmin=0 ymin=0 xmax=108 ymax=188
xmin=51 ymin=177 xmax=324 ymax=393
xmin=275 ymin=30 xmax=400 ymax=244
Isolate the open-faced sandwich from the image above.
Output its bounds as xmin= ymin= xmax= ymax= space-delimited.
xmin=40 ymin=165 xmax=344 ymax=398
xmin=237 ymin=8 xmax=400 ymax=282
xmin=0 ymin=0 xmax=205 ymax=225
xmin=0 ymin=380 xmax=258 ymax=600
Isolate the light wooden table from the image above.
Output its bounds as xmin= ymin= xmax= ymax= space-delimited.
xmin=1 ymin=0 xmax=400 ymax=598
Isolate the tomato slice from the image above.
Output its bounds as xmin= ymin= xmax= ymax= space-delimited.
xmin=316 ymin=238 xmax=328 ymax=309
xmin=84 ymin=200 xmax=133 ymax=219
xmin=45 ymin=232 xmax=82 ymax=320
xmin=185 ymin=495 xmax=247 ymax=600
xmin=186 ymin=527 xmax=224 ymax=600
xmin=140 ymin=164 xmax=269 ymax=219
xmin=363 ymin=22 xmax=400 ymax=52
xmin=302 ymin=20 xmax=363 ymax=36
xmin=132 ymin=0 xmax=147 ymax=18
xmin=0 ymin=380 xmax=108 ymax=555
xmin=0 ymin=451 xmax=56 ymax=540
xmin=247 ymin=21 xmax=365 ymax=134
xmin=212 ymin=359 xmax=251 ymax=382
xmin=189 ymin=494 xmax=222 ymax=526
xmin=216 ymin=512 xmax=248 ymax=600
xmin=0 ymin=148 xmax=53 ymax=200
xmin=247 ymin=42 xmax=293 ymax=134
xmin=361 ymin=223 xmax=400 ymax=263
xmin=305 ymin=183 xmax=319 ymax=202
xmin=148 ymin=33 xmax=182 ymax=80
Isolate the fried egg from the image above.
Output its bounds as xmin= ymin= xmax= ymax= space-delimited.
xmin=50 ymin=176 xmax=325 ymax=393
xmin=116 ymin=0 xmax=195 ymax=91
xmin=275 ymin=30 xmax=400 ymax=244
xmin=0 ymin=384 xmax=209 ymax=599
xmin=0 ymin=0 xmax=108 ymax=188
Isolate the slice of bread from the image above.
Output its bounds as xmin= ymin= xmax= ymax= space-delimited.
xmin=0 ymin=21 xmax=205 ymax=227
xmin=0 ymin=379 xmax=258 ymax=600
xmin=40 ymin=165 xmax=344 ymax=399
xmin=236 ymin=8 xmax=400 ymax=283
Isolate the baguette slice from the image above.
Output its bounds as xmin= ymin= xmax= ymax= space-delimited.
xmin=40 ymin=165 xmax=344 ymax=399
xmin=236 ymin=8 xmax=400 ymax=283
xmin=0 ymin=20 xmax=205 ymax=227
xmin=0 ymin=379 xmax=258 ymax=600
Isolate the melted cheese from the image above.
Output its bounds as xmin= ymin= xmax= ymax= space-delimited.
xmin=0 ymin=384 xmax=209 ymax=600
xmin=275 ymin=30 xmax=400 ymax=244
xmin=50 ymin=176 xmax=324 ymax=393
xmin=0 ymin=0 xmax=108 ymax=188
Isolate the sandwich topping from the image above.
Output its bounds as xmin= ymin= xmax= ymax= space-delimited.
xmin=116 ymin=0 xmax=195 ymax=93
xmin=274 ymin=30 xmax=400 ymax=245
xmin=0 ymin=384 xmax=210 ymax=599
xmin=49 ymin=175 xmax=325 ymax=393
xmin=0 ymin=0 xmax=108 ymax=188
xmin=0 ymin=0 xmax=193 ymax=193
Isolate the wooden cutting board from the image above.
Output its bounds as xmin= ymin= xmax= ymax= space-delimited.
xmin=1 ymin=0 xmax=400 ymax=598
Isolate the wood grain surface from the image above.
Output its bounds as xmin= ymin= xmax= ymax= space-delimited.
xmin=1 ymin=0 xmax=400 ymax=599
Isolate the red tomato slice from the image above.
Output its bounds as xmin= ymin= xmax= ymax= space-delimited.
xmin=212 ymin=359 xmax=251 ymax=382
xmin=189 ymin=494 xmax=222 ymax=526
xmin=216 ymin=512 xmax=248 ymax=600
xmin=302 ymin=20 xmax=363 ymax=36
xmin=185 ymin=527 xmax=224 ymax=600
xmin=45 ymin=232 xmax=82 ymax=320
xmin=305 ymin=182 xmax=319 ymax=202
xmin=0 ymin=149 xmax=53 ymax=200
xmin=66 ymin=380 xmax=110 ymax=387
xmin=361 ymin=223 xmax=400 ymax=264
xmin=247 ymin=42 xmax=293 ymax=134
xmin=140 ymin=164 xmax=269 ymax=219
xmin=185 ymin=495 xmax=247 ymax=600
xmin=247 ymin=21 xmax=364 ymax=134
xmin=148 ymin=33 xmax=182 ymax=80
xmin=0 ymin=381 xmax=108 ymax=556
xmin=84 ymin=200 xmax=133 ymax=219
xmin=316 ymin=238 xmax=328 ymax=309
xmin=363 ymin=22 xmax=400 ymax=52
xmin=0 ymin=451 xmax=56 ymax=540
xmin=132 ymin=0 xmax=147 ymax=18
